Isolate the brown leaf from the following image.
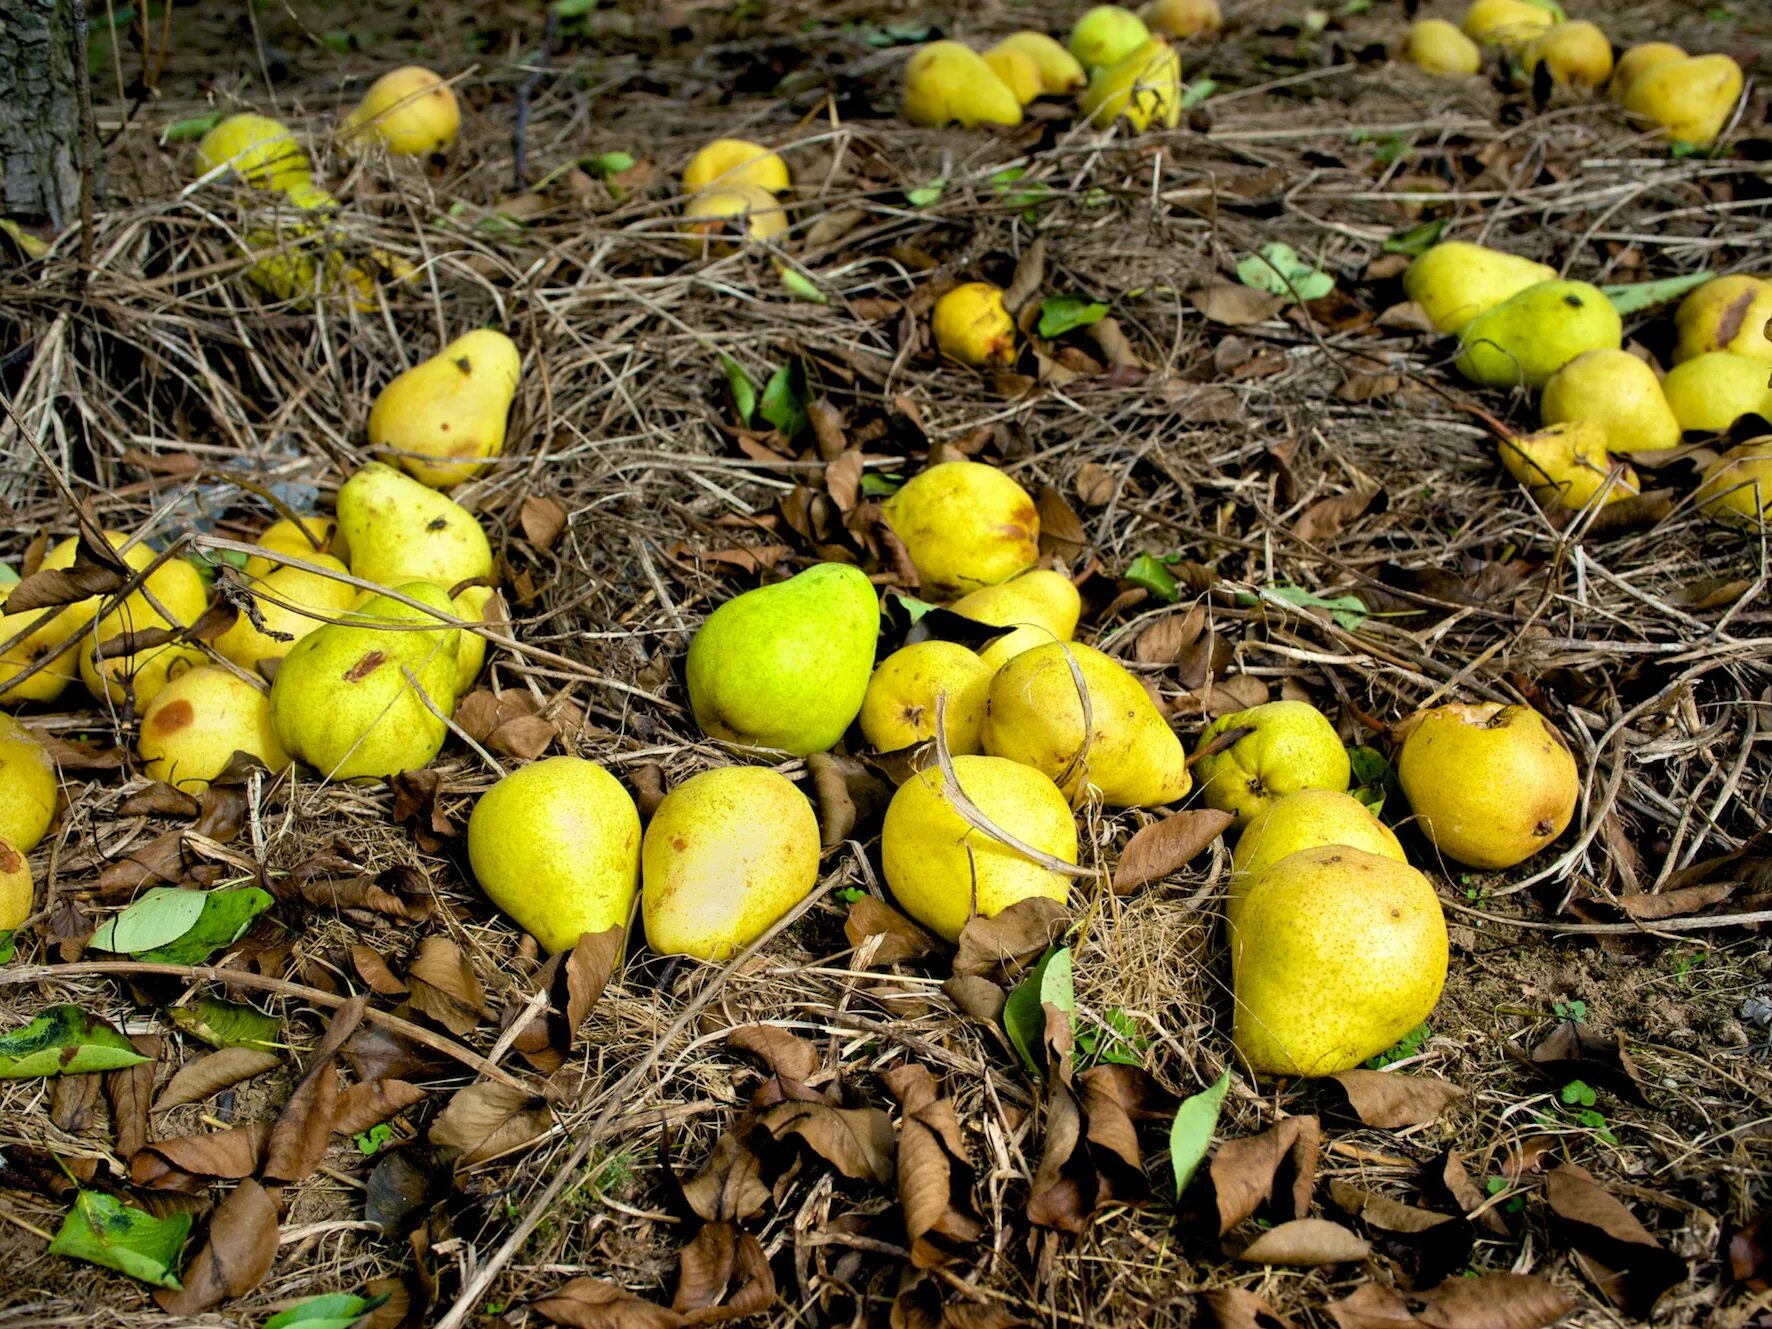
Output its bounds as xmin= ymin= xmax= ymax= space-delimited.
xmin=155 ymin=1046 xmax=282 ymax=1111
xmin=1200 ymin=1287 xmax=1297 ymax=1328
xmin=34 ymin=729 xmax=128 ymax=771
xmin=678 ymin=1131 xmax=771 ymax=1224
xmin=343 ymin=1023 xmax=436 ymax=1084
xmin=1035 ymin=486 xmax=1085 ymax=561
xmin=756 ymin=1101 xmax=894 ymax=1184
xmin=106 ymin=1034 xmax=160 ymax=1159
xmin=429 ymin=1081 xmax=553 ymax=1166
xmin=154 ymin=1178 xmax=280 ymax=1314
xmin=4 ymin=560 xmax=123 ymax=614
xmin=892 ymin=1279 xmax=1031 ymax=1329
xmin=263 ymin=995 xmax=365 ymax=1183
xmin=845 ymin=896 xmax=937 ymax=968
xmin=1291 ymin=487 xmax=1384 ymax=545
xmin=951 ymin=897 xmax=1069 ymax=981
xmin=351 ymin=944 xmax=410 ymax=996
xmin=1135 ymin=605 xmax=1206 ymax=665
xmin=1113 ymin=809 xmax=1235 ymax=894
xmin=1519 ymin=1021 xmax=1646 ymax=1104
xmin=293 ymin=872 xmax=434 ymax=923
xmin=1075 ymin=462 xmax=1116 ymax=507
xmin=131 ymin=1123 xmax=270 ymax=1189
xmin=1031 ymin=1063 xmax=1173 ymax=1233
xmin=1328 ymin=1070 xmax=1465 ymax=1128
xmin=1238 ymin=1218 xmax=1369 ymax=1266
xmin=1191 ymin=284 xmax=1285 ymax=326
xmin=727 ymin=1024 xmax=820 ymax=1085
xmin=51 ymin=1073 xmax=102 ymax=1133
xmin=453 ymin=688 xmax=562 ymax=761
xmin=1330 ymin=1272 xmax=1575 ymax=1329
xmin=389 ymin=769 xmax=457 ymax=851
xmin=405 ymin=936 xmax=490 ymax=1036
xmin=807 ymin=752 xmax=890 ymax=849
xmin=1336 ymin=372 xmax=1401 ymax=402
xmin=120 ymin=783 xmax=203 ymax=819
xmin=672 ymin=1221 xmax=775 ymax=1323
xmin=1544 ymin=1163 xmax=1687 ymax=1316
xmin=1730 ymin=1212 xmax=1770 ymax=1289
xmin=521 ymin=495 xmax=570 ymax=550
xmin=884 ymin=1064 xmax=982 ymax=1268
xmin=532 ymin=1278 xmax=686 ymax=1328
xmin=806 ymin=396 xmax=848 ymax=463
xmin=564 ymin=926 xmax=623 ymax=1032
xmin=942 ymin=975 xmax=1006 ymax=1024
xmin=1426 ymin=1148 xmax=1508 ymax=1237
xmin=826 ymin=448 xmax=864 ymax=514
xmin=334 ymin=1079 xmax=428 ymax=1136
xmin=1329 ymin=1181 xmax=1453 ymax=1235
xmin=1212 ymin=1115 xmax=1320 ymax=1236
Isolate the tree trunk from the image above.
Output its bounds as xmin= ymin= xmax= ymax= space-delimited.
xmin=0 ymin=0 xmax=87 ymax=230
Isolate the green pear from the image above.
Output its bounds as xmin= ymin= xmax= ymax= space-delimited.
xmin=1540 ymin=349 xmax=1681 ymax=453
xmin=269 ymin=581 xmax=459 ymax=782
xmin=1455 ymin=280 xmax=1622 ymax=389
xmin=1193 ymin=700 xmax=1350 ymax=826
xmin=369 ymin=329 xmax=522 ymax=489
xmin=1228 ymin=789 xmax=1405 ymax=929
xmin=1402 ymin=242 xmax=1557 ymax=334
xmin=336 ymin=461 xmax=494 ymax=592
xmin=1661 ymin=352 xmax=1772 ymax=433
xmin=1069 ymin=4 xmax=1151 ymax=70
xmin=0 ymin=712 xmax=57 ymax=853
xmin=686 ymin=563 xmax=879 ymax=757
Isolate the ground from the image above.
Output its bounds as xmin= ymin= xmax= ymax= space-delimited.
xmin=0 ymin=1 xmax=1770 ymax=1327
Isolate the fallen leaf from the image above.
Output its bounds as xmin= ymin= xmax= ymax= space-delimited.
xmin=350 ymin=944 xmax=410 ymax=996
xmin=756 ymin=1101 xmax=894 ymax=1184
xmin=263 ymin=996 xmax=365 ymax=1183
xmin=1544 ymin=1163 xmax=1687 ymax=1316
xmin=1329 ymin=1272 xmax=1575 ymax=1329
xmin=678 ymin=1131 xmax=771 ymax=1224
xmin=1238 ymin=1218 xmax=1370 ymax=1266
xmin=845 ymin=896 xmax=937 ymax=968
xmin=1192 ymin=284 xmax=1284 ymax=326
xmin=1211 ymin=1115 xmax=1321 ymax=1236
xmin=891 ymin=1277 xmax=1031 ymax=1328
xmin=1426 ymin=1149 xmax=1508 ymax=1237
xmin=727 ymin=1025 xmax=820 ymax=1085
xmin=1730 ymin=1212 xmax=1770 ymax=1289
xmin=1113 ymin=809 xmax=1235 ymax=894
xmin=521 ymin=495 xmax=570 ymax=550
xmin=405 ymin=936 xmax=490 ymax=1037
xmin=1036 ymin=487 xmax=1086 ymax=561
xmin=884 ymin=1064 xmax=982 ymax=1268
xmin=334 ymin=1079 xmax=427 ymax=1136
xmin=532 ymin=1278 xmax=686 ymax=1328
xmin=154 ymin=1046 xmax=282 ymax=1111
xmin=942 ymin=974 xmax=1006 ymax=1024
xmin=952 ymin=898 xmax=1069 ymax=982
xmin=672 ymin=1220 xmax=775 ymax=1322
xmin=4 ymin=560 xmax=123 ymax=615
xmin=106 ymin=1034 xmax=161 ymax=1159
xmin=1328 ymin=1070 xmax=1465 ymax=1128
xmin=1518 ymin=1022 xmax=1646 ymax=1104
xmin=48 ymin=1189 xmax=189 ymax=1289
xmin=1030 ymin=1062 xmax=1173 ymax=1232
xmin=1200 ymin=1287 xmax=1297 ymax=1328
xmin=153 ymin=1177 xmax=279 ymax=1315
xmin=130 ymin=1123 xmax=270 ymax=1189
xmin=1076 ymin=462 xmax=1116 ymax=506
xmin=429 ymin=1081 xmax=553 ymax=1167
xmin=389 ymin=769 xmax=457 ymax=851
xmin=1329 ymin=1180 xmax=1474 ymax=1287
xmin=807 ymin=752 xmax=891 ymax=849
xmin=51 ymin=1073 xmax=102 ymax=1133
xmin=1291 ymin=488 xmax=1384 ymax=545
xmin=826 ymin=449 xmax=865 ymax=513
xmin=366 ymin=1147 xmax=448 ymax=1236
xmin=1135 ymin=605 xmax=1206 ymax=665
xmin=292 ymin=872 xmax=434 ymax=923
xmin=453 ymin=689 xmax=565 ymax=762
xmin=1336 ymin=372 xmax=1400 ymax=402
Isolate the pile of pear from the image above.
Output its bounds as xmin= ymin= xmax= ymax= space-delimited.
xmin=676 ymin=139 xmax=793 ymax=254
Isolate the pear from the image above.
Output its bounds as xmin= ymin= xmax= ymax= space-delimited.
xmin=1396 ymin=702 xmax=1577 ymax=869
xmin=984 ymin=47 xmax=1045 ymax=105
xmin=138 ymin=666 xmax=290 ymax=793
xmin=1609 ymin=42 xmax=1686 ymax=100
xmin=341 ymin=66 xmax=459 ymax=156
xmin=1499 ymin=420 xmax=1640 ymax=510
xmin=950 ymin=568 xmax=1082 ymax=671
xmin=215 ymin=554 xmax=358 ymax=676
xmin=0 ymin=836 xmax=30 ymax=933
xmin=1405 ymin=19 xmax=1481 ymax=76
xmin=1455 ymin=279 xmax=1622 ymax=389
xmin=1540 ymin=349 xmax=1681 ymax=453
xmin=1402 ymin=242 xmax=1556 ymax=335
xmin=882 ymin=461 xmax=1039 ymax=599
xmin=1525 ymin=21 xmax=1612 ymax=88
xmin=1140 ymin=0 xmax=1221 ymax=39
xmin=686 ymin=563 xmax=879 ymax=757
xmin=452 ymin=585 xmax=500 ymax=695
xmin=1194 ymin=700 xmax=1350 ymax=826
xmin=0 ymin=712 xmax=56 ymax=852
xmin=1461 ymin=0 xmax=1559 ymax=49
xmin=931 ymin=282 xmax=1016 ymax=368
xmin=369 ymin=330 xmax=522 ymax=488
xmin=269 ymin=581 xmax=459 ymax=782
xmin=1069 ymin=5 xmax=1151 ymax=70
xmin=194 ymin=113 xmax=312 ymax=190
xmin=881 ymin=754 xmax=1077 ymax=941
xmin=642 ymin=766 xmax=820 ymax=961
xmin=861 ymin=641 xmax=994 ymax=753
xmin=987 ymin=33 xmax=1086 ymax=95
xmin=1660 ymin=352 xmax=1772 ymax=433
xmin=1231 ymin=846 xmax=1447 ymax=1077
xmin=681 ymin=185 xmax=789 ymax=254
xmin=982 ymin=641 xmax=1190 ymax=808
xmin=78 ymin=548 xmax=211 ymax=708
xmin=1228 ymin=789 xmax=1406 ymax=929
xmin=336 ymin=461 xmax=494 ymax=592
xmin=1081 ymin=37 xmax=1183 ymax=132
xmin=244 ymin=514 xmax=348 ymax=578
xmin=468 ymin=755 xmax=640 ymax=952
xmin=902 ymin=42 xmax=1023 ymax=128
xmin=0 ymin=581 xmax=80 ymax=704
xmin=1695 ymin=440 xmax=1772 ymax=529
xmin=682 ymin=138 xmax=790 ymax=195
xmin=1673 ymin=275 xmax=1772 ymax=365
xmin=1621 ymin=53 xmax=1743 ymax=147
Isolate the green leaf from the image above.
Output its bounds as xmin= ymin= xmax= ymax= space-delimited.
xmin=1003 ymin=947 xmax=1074 ymax=1077
xmin=1038 ymin=296 xmax=1110 ymax=339
xmin=161 ymin=113 xmax=223 ymax=144
xmin=1169 ymin=1070 xmax=1231 ymax=1198
xmin=1365 ymin=1022 xmax=1431 ymax=1069
xmin=721 ymin=355 xmax=756 ymax=426
xmin=550 ymin=0 xmax=599 ymax=16
xmin=0 ymin=930 xmax=14 ymax=964
xmin=1076 ymin=1008 xmax=1149 ymax=1068
xmin=906 ymin=179 xmax=946 ymax=207
xmin=1601 ymin=271 xmax=1713 ymax=317
xmin=1236 ymin=243 xmax=1334 ymax=302
xmin=0 ymin=562 xmax=17 ymax=584
xmin=1347 ymin=745 xmax=1390 ymax=787
xmin=891 ymin=593 xmax=940 ymax=624
xmin=265 ymin=1292 xmax=388 ymax=1329
xmin=168 ymin=996 xmax=281 ymax=1051
xmin=778 ymin=266 xmax=828 ymax=304
xmin=859 ymin=473 xmax=901 ymax=498
xmin=0 ymin=1005 xmax=147 ymax=1077
xmin=1125 ymin=553 xmax=1180 ymax=603
xmin=1383 ymin=219 xmax=1447 ymax=257
xmin=1257 ymin=584 xmax=1368 ymax=630
xmin=353 ymin=1122 xmax=395 ymax=1155
xmin=89 ymin=887 xmax=208 ymax=955
xmin=48 ymin=1190 xmax=188 ymax=1288
xmin=1180 ymin=78 xmax=1217 ymax=108
xmin=760 ymin=361 xmax=809 ymax=438
xmin=589 ymin=150 xmax=635 ymax=176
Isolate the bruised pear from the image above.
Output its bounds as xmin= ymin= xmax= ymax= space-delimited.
xmin=0 ymin=835 xmax=29 ymax=934
xmin=1403 ymin=242 xmax=1556 ymax=334
xmin=932 ymin=281 xmax=1016 ymax=368
xmin=682 ymin=138 xmax=790 ymax=195
xmin=137 ymin=666 xmax=290 ymax=793
xmin=1660 ymin=353 xmax=1772 ymax=433
xmin=1455 ymin=279 xmax=1621 ymax=389
xmin=902 ymin=42 xmax=1022 ymax=128
xmin=1622 ymin=53 xmax=1743 ymax=147
xmin=337 ymin=461 xmax=494 ymax=591
xmin=1541 ymin=349 xmax=1681 ymax=453
xmin=1499 ymin=421 xmax=1639 ymax=510
xmin=1673 ymin=275 xmax=1772 ymax=365
xmin=1405 ymin=19 xmax=1481 ymax=76
xmin=1081 ymin=37 xmax=1183 ymax=132
xmin=194 ymin=113 xmax=311 ymax=190
xmin=987 ymin=33 xmax=1086 ymax=95
xmin=0 ymin=712 xmax=56 ymax=853
xmin=369 ymin=329 xmax=522 ymax=488
xmin=882 ymin=461 xmax=1039 ymax=599
xmin=341 ymin=66 xmax=459 ymax=156
xmin=1695 ymin=440 xmax=1772 ymax=529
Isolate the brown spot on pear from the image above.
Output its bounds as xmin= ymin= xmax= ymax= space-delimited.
xmin=345 ymin=650 xmax=387 ymax=683
xmin=152 ymin=699 xmax=195 ymax=734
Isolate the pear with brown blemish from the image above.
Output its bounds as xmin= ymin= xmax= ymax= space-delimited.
xmin=369 ymin=330 xmax=521 ymax=489
xmin=137 ymin=666 xmax=290 ymax=793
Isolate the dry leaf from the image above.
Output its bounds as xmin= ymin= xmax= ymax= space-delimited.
xmin=405 ymin=936 xmax=490 ymax=1037
xmin=51 ymin=1073 xmax=102 ymax=1133
xmin=845 ymin=896 xmax=937 ymax=968
xmin=1191 ymin=284 xmax=1284 ymax=326
xmin=263 ymin=994 xmax=365 ymax=1183
xmin=884 ymin=1064 xmax=982 ymax=1268
xmin=351 ymin=944 xmax=410 ymax=996
xmin=3 ymin=560 xmax=123 ymax=614
xmin=826 ymin=449 xmax=864 ymax=514
xmin=334 ymin=1079 xmax=428 ymax=1136
xmin=1036 ymin=486 xmax=1086 ymax=561
xmin=1212 ymin=1115 xmax=1321 ymax=1236
xmin=755 ymin=1101 xmax=894 ymax=1184
xmin=1730 ymin=1213 xmax=1770 ymax=1289
xmin=454 ymin=688 xmax=564 ymax=761
xmin=131 ymin=1123 xmax=270 ymax=1189
xmin=1030 ymin=1063 xmax=1172 ymax=1232
xmin=1076 ymin=462 xmax=1116 ymax=506
xmin=952 ymin=898 xmax=1069 ymax=982
xmin=154 ymin=1046 xmax=282 ymax=1111
xmin=1328 ymin=1070 xmax=1465 ymax=1128
xmin=1135 ymin=606 xmax=1206 ymax=665
xmin=1200 ymin=1287 xmax=1297 ymax=1328
xmin=521 ymin=495 xmax=570 ymax=550
xmin=1113 ymin=809 xmax=1235 ymax=894
xmin=806 ymin=752 xmax=890 ymax=849
xmin=1544 ymin=1163 xmax=1687 ymax=1316
xmin=672 ymin=1220 xmax=776 ymax=1322
xmin=942 ymin=975 xmax=1007 ymax=1024
xmin=1238 ymin=1218 xmax=1370 ymax=1266
xmin=106 ymin=1034 xmax=161 ymax=1160
xmin=1329 ymin=1273 xmax=1574 ymax=1329
xmin=429 ymin=1081 xmax=553 ymax=1166
xmin=727 ymin=1025 xmax=820 ymax=1085
xmin=1291 ymin=488 xmax=1383 ymax=545
xmin=533 ymin=1278 xmax=686 ymax=1328
xmin=153 ymin=1178 xmax=280 ymax=1314
xmin=293 ymin=872 xmax=434 ymax=923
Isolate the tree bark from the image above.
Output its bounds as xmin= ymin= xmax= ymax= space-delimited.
xmin=0 ymin=0 xmax=87 ymax=230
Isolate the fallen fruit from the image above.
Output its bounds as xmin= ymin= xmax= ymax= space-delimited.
xmin=860 ymin=641 xmax=994 ymax=753
xmin=244 ymin=515 xmax=348 ymax=578
xmin=950 ymin=568 xmax=1082 ymax=672
xmin=931 ymin=281 xmax=1017 ymax=368
xmin=882 ymin=460 xmax=1039 ymax=599
xmin=1499 ymin=420 xmax=1640 ymax=510
xmin=1194 ymin=699 xmax=1351 ymax=826
xmin=1081 ymin=36 xmax=1183 ymax=132
xmin=1454 ymin=279 xmax=1622 ymax=389
xmin=987 ymin=32 xmax=1087 ymax=95
xmin=340 ymin=66 xmax=460 ymax=156
xmin=76 ymin=543 xmax=210 ymax=708
xmin=1069 ymin=4 xmax=1152 ymax=70
xmin=1659 ymin=352 xmax=1772 ymax=433
xmin=452 ymin=585 xmax=499 ymax=696
xmin=214 ymin=554 xmax=358 ymax=676
xmin=681 ymin=184 xmax=789 ymax=254
xmin=0 ymin=712 xmax=56 ymax=853
xmin=984 ymin=46 xmax=1045 ymax=105
xmin=1540 ymin=349 xmax=1682 ymax=453
xmin=1404 ymin=19 xmax=1482 ymax=76
xmin=901 ymin=41 xmax=1024 ymax=128
xmin=1461 ymin=0 xmax=1560 ymax=50
xmin=1229 ymin=788 xmax=1407 ymax=928
xmin=682 ymin=138 xmax=791 ymax=195
xmin=1621 ymin=52 xmax=1743 ymax=147
xmin=369 ymin=329 xmax=522 ymax=488
xmin=137 ymin=666 xmax=290 ymax=793
xmin=1672 ymin=274 xmax=1772 ymax=365
xmin=337 ymin=461 xmax=495 ymax=591
xmin=1694 ymin=439 xmax=1772 ymax=528
xmin=1139 ymin=0 xmax=1221 ymax=39
xmin=0 ymin=580 xmax=80 ymax=704
xmin=1403 ymin=241 xmax=1557 ymax=335
xmin=1525 ymin=21 xmax=1613 ymax=88
xmin=1609 ymin=41 xmax=1686 ymax=101
xmin=194 ymin=113 xmax=312 ymax=190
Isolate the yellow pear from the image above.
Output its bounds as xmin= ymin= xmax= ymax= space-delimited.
xmin=681 ymin=185 xmax=789 ymax=254
xmin=682 ymin=139 xmax=790 ymax=195
xmin=1540 ymin=349 xmax=1681 ymax=453
xmin=1140 ymin=0 xmax=1221 ymax=39
xmin=1081 ymin=37 xmax=1183 ymax=132
xmin=882 ymin=461 xmax=1039 ymax=599
xmin=77 ymin=549 xmax=210 ymax=708
xmin=0 ymin=836 xmax=30 ymax=933
xmin=1461 ymin=0 xmax=1559 ymax=49
xmin=1396 ymin=702 xmax=1577 ymax=869
xmin=1402 ymin=242 xmax=1557 ymax=335
xmin=860 ymin=641 xmax=994 ymax=753
xmin=982 ymin=641 xmax=1190 ymax=808
xmin=194 ymin=113 xmax=312 ymax=190
xmin=337 ymin=461 xmax=495 ymax=592
xmin=931 ymin=281 xmax=1016 ymax=368
xmin=1695 ymin=440 xmax=1772 ymax=529
xmin=1405 ymin=19 xmax=1481 ymax=76
xmin=0 ymin=581 xmax=80 ymax=704
xmin=468 ymin=755 xmax=641 ymax=952
xmin=1232 ymin=846 xmax=1447 ymax=1077
xmin=1660 ymin=352 xmax=1772 ymax=433
xmin=1455 ymin=279 xmax=1622 ymax=389
xmin=1069 ymin=5 xmax=1151 ymax=70
xmin=901 ymin=41 xmax=1023 ymax=128
xmin=214 ymin=554 xmax=358 ymax=676
xmin=244 ymin=515 xmax=348 ymax=578
xmin=452 ymin=585 xmax=500 ymax=695
xmin=984 ymin=47 xmax=1045 ymax=105
xmin=0 ymin=712 xmax=56 ymax=853
xmin=137 ymin=666 xmax=290 ymax=793
xmin=1525 ymin=21 xmax=1612 ymax=88
xmin=950 ymin=568 xmax=1082 ymax=672
xmin=1228 ymin=789 xmax=1406 ymax=928
xmin=341 ymin=66 xmax=459 ymax=156
xmin=369 ymin=329 xmax=522 ymax=488
xmin=641 ymin=767 xmax=820 ymax=961
xmin=881 ymin=754 xmax=1076 ymax=942
xmin=1673 ymin=275 xmax=1772 ymax=365
xmin=1499 ymin=420 xmax=1640 ymax=510
xmin=1193 ymin=700 xmax=1350 ymax=826
xmin=1609 ymin=42 xmax=1685 ymax=100
xmin=1622 ymin=53 xmax=1743 ymax=147
xmin=987 ymin=33 xmax=1086 ymax=95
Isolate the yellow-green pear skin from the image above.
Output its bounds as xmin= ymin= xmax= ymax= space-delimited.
xmin=1609 ymin=42 xmax=1686 ymax=101
xmin=468 ymin=755 xmax=641 ymax=953
xmin=0 ymin=835 xmax=30 ymax=933
xmin=1396 ymin=703 xmax=1577 ymax=870
xmin=369 ymin=330 xmax=522 ymax=488
xmin=1069 ymin=5 xmax=1151 ymax=70
xmin=950 ymin=569 xmax=1082 ymax=672
xmin=984 ymin=47 xmax=1045 ymax=105
xmin=1140 ymin=0 xmax=1221 ymax=39
xmin=1228 ymin=789 xmax=1406 ymax=928
xmin=1660 ymin=353 xmax=1772 ymax=433
xmin=1402 ymin=242 xmax=1557 ymax=335
xmin=336 ymin=461 xmax=495 ymax=592
xmin=1541 ymin=350 xmax=1681 ymax=453
xmin=1673 ymin=275 xmax=1772 ymax=365
xmin=641 ymin=767 xmax=820 ymax=961
xmin=1461 ymin=0 xmax=1559 ymax=49
xmin=882 ymin=461 xmax=1040 ymax=600
xmin=0 ymin=712 xmax=56 ymax=853
xmin=983 ymin=642 xmax=1190 ymax=808
xmin=215 ymin=554 xmax=358 ymax=676
xmin=1499 ymin=421 xmax=1639 ymax=510
xmin=683 ymin=138 xmax=790 ymax=195
xmin=1695 ymin=441 xmax=1772 ymax=529
xmin=1081 ymin=37 xmax=1183 ymax=132
xmin=860 ymin=641 xmax=994 ymax=753
xmin=269 ymin=581 xmax=459 ymax=783
xmin=1405 ymin=19 xmax=1481 ymax=76
xmin=244 ymin=515 xmax=348 ymax=578
xmin=686 ymin=563 xmax=879 ymax=757
xmin=77 ymin=547 xmax=211 ymax=708
xmin=931 ymin=282 xmax=1017 ymax=368
xmin=194 ymin=113 xmax=312 ymax=190
xmin=452 ymin=585 xmax=499 ymax=695
xmin=987 ymin=33 xmax=1087 ymax=94
xmin=137 ymin=666 xmax=290 ymax=793
xmin=341 ymin=66 xmax=460 ymax=156
xmin=1621 ymin=53 xmax=1743 ymax=148
xmin=1193 ymin=700 xmax=1350 ymax=826
xmin=881 ymin=754 xmax=1077 ymax=942
xmin=1231 ymin=846 xmax=1448 ymax=1077
xmin=901 ymin=42 xmax=1023 ymax=128
xmin=1524 ymin=21 xmax=1612 ymax=88
xmin=0 ymin=581 xmax=79 ymax=704
xmin=1455 ymin=280 xmax=1622 ymax=389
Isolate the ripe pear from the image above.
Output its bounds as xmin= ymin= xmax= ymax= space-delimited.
xmin=468 ymin=755 xmax=640 ymax=952
xmin=1405 ymin=19 xmax=1481 ymax=76
xmin=0 ymin=581 xmax=80 ymax=704
xmin=369 ymin=329 xmax=522 ymax=488
xmin=902 ymin=42 xmax=1023 ymax=128
xmin=882 ymin=461 xmax=1039 ymax=600
xmin=1541 ymin=349 xmax=1681 ymax=453
xmin=1402 ymin=242 xmax=1556 ymax=335
xmin=341 ymin=66 xmax=459 ymax=156
xmin=1609 ymin=42 xmax=1685 ymax=100
xmin=1461 ymin=0 xmax=1559 ymax=49
xmin=1621 ymin=53 xmax=1743 ymax=147
xmin=269 ymin=581 xmax=459 ymax=782
xmin=682 ymin=138 xmax=790 ymax=195
xmin=138 ymin=666 xmax=290 ymax=793
xmin=244 ymin=514 xmax=348 ymax=578
xmin=860 ymin=641 xmax=994 ymax=753
xmin=1140 ymin=0 xmax=1221 ymax=39
xmin=932 ymin=282 xmax=1016 ymax=368
xmin=686 ymin=563 xmax=879 ymax=757
xmin=1081 ymin=37 xmax=1183 ymax=132
xmin=452 ymin=585 xmax=500 ymax=695
xmin=336 ymin=462 xmax=495 ymax=591
xmin=1396 ymin=702 xmax=1577 ymax=869
xmin=1499 ymin=421 xmax=1640 ymax=510
xmin=78 ymin=549 xmax=210 ymax=708
xmin=682 ymin=184 xmax=789 ymax=254
xmin=1673 ymin=275 xmax=1772 ymax=365
xmin=642 ymin=767 xmax=820 ymax=961
xmin=1228 ymin=789 xmax=1406 ymax=928
xmin=215 ymin=554 xmax=357 ymax=676
xmin=987 ymin=33 xmax=1086 ymax=95
xmin=1231 ymin=846 xmax=1448 ymax=1077
xmin=1194 ymin=700 xmax=1350 ymax=826
xmin=950 ymin=568 xmax=1082 ymax=672
xmin=984 ymin=47 xmax=1045 ymax=105
xmin=1455 ymin=279 xmax=1622 ymax=389
xmin=0 ymin=712 xmax=56 ymax=852
xmin=1069 ymin=5 xmax=1151 ymax=70
xmin=982 ymin=642 xmax=1190 ymax=808
xmin=1695 ymin=440 xmax=1772 ymax=529
xmin=1525 ymin=21 xmax=1612 ymax=88
xmin=0 ymin=836 xmax=30 ymax=933
xmin=881 ymin=754 xmax=1077 ymax=942
xmin=194 ymin=113 xmax=312 ymax=190
xmin=1660 ymin=352 xmax=1772 ymax=433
